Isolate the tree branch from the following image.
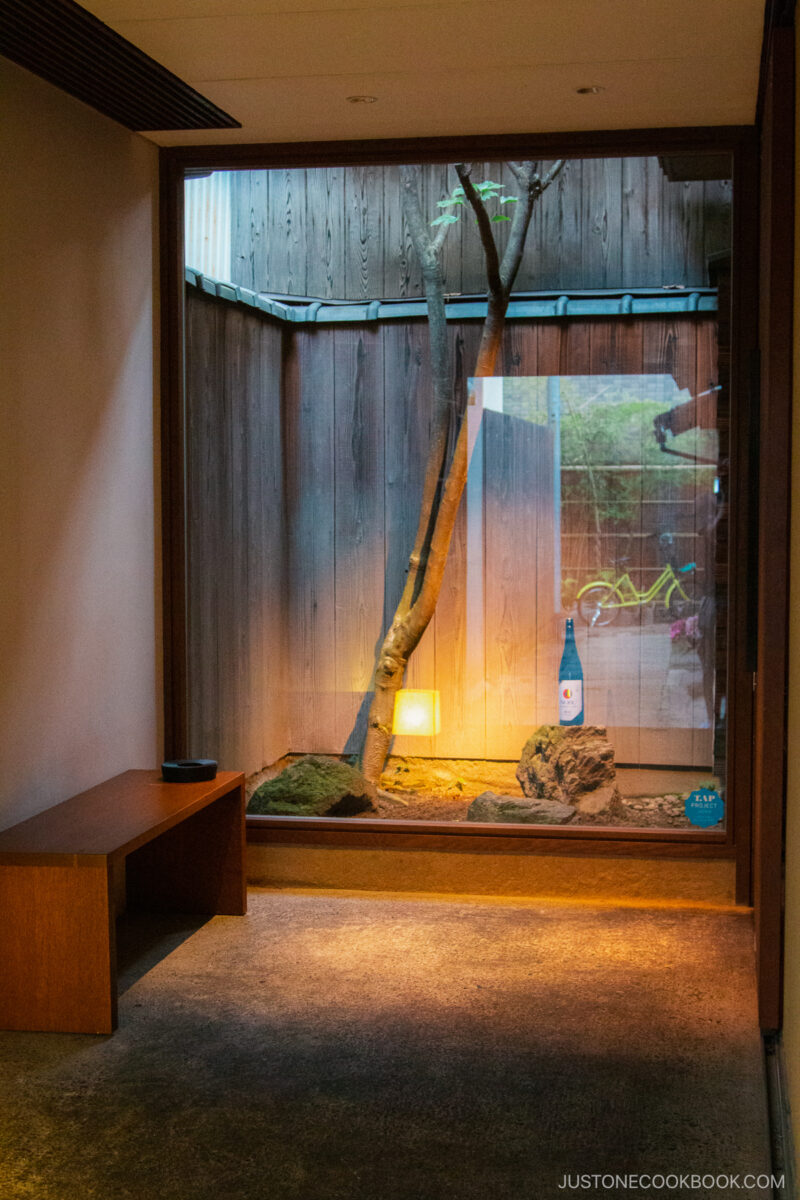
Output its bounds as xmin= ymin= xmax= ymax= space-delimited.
xmin=431 ymin=223 xmax=449 ymax=255
xmin=406 ymin=416 xmax=469 ymax=638
xmin=542 ymin=159 xmax=565 ymax=190
xmin=498 ymin=161 xmax=534 ymax=294
xmin=454 ymin=163 xmax=503 ymax=300
xmin=394 ymin=165 xmax=453 ymax=612
xmin=399 ymin=164 xmax=436 ymax=273
xmin=499 ymin=159 xmax=565 ymax=293
xmin=361 ymin=157 xmax=567 ymax=782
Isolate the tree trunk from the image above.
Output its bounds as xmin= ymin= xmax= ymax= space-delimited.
xmin=360 ymin=160 xmax=564 ymax=784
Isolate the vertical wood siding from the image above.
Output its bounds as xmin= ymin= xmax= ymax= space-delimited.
xmin=186 ymin=288 xmax=719 ymax=771
xmin=185 ymin=292 xmax=288 ymax=774
xmin=210 ymin=158 xmax=731 ymax=300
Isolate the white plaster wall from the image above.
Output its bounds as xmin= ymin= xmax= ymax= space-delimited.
xmin=0 ymin=59 xmax=161 ymax=827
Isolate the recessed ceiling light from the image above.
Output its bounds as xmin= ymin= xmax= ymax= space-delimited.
xmin=346 ymin=94 xmax=378 ymax=104
xmin=575 ymin=85 xmax=605 ymax=95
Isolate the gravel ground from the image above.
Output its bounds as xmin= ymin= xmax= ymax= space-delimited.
xmin=246 ymin=755 xmax=720 ymax=830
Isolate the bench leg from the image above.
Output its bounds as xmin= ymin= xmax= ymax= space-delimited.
xmin=0 ymin=862 xmax=116 ymax=1034
xmin=126 ymin=785 xmax=247 ymax=916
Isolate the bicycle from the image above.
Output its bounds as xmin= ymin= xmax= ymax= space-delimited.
xmin=576 ymin=557 xmax=697 ymax=627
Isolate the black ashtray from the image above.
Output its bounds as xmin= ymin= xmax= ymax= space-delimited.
xmin=161 ymin=758 xmax=218 ymax=783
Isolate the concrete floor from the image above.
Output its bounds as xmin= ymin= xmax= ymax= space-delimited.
xmin=0 ymin=890 xmax=773 ymax=1200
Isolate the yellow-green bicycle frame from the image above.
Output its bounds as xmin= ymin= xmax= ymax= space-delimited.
xmin=576 ymin=561 xmax=696 ymax=627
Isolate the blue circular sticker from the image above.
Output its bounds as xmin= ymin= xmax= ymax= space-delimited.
xmin=685 ymin=787 xmax=725 ymax=828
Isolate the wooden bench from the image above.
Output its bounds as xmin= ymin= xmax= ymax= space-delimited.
xmin=0 ymin=770 xmax=246 ymax=1034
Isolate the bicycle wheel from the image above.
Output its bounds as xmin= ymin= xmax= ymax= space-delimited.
xmin=667 ymin=585 xmax=697 ymax=621
xmin=577 ymin=584 xmax=621 ymax=628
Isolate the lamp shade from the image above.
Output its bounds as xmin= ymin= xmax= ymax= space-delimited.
xmin=392 ymin=689 xmax=441 ymax=736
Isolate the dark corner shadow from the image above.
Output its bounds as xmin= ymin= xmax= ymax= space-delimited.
xmin=116 ymin=910 xmax=212 ymax=995
xmin=343 ymin=687 xmax=379 ymax=758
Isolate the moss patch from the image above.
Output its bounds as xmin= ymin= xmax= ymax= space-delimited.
xmin=247 ymin=755 xmax=377 ymax=817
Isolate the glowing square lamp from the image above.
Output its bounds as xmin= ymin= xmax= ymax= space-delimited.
xmin=392 ymin=689 xmax=441 ymax=736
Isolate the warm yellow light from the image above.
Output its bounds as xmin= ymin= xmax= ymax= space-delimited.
xmin=392 ymin=689 xmax=441 ymax=736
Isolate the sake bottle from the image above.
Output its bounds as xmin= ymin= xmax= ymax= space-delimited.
xmin=558 ymin=618 xmax=584 ymax=725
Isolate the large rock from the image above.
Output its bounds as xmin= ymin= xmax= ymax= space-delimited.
xmin=466 ymin=791 xmax=575 ymax=825
xmin=248 ymin=756 xmax=377 ymax=817
xmin=516 ymin=725 xmax=616 ymax=807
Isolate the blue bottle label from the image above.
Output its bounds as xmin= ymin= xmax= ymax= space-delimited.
xmin=559 ymin=680 xmax=583 ymax=722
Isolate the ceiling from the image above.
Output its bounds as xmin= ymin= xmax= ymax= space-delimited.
xmin=81 ymin=0 xmax=766 ymax=146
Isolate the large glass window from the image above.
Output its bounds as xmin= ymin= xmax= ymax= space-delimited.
xmin=466 ymin=372 xmax=725 ymax=830
xmin=183 ymin=154 xmax=732 ymax=834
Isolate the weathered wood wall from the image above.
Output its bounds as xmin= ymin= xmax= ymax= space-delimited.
xmin=281 ymin=320 xmax=556 ymax=763
xmin=185 ymin=292 xmax=288 ymax=773
xmin=185 ymin=286 xmax=719 ymax=771
xmin=222 ymin=158 xmax=731 ymax=299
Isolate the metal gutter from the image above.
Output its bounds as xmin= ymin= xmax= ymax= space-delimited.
xmin=185 ymin=267 xmax=717 ymax=323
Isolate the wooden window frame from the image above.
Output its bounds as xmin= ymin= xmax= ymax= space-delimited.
xmin=159 ymin=126 xmax=760 ymax=886
xmin=753 ymin=16 xmax=795 ymax=1032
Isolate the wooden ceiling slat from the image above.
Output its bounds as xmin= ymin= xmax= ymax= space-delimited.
xmin=0 ymin=0 xmax=240 ymax=130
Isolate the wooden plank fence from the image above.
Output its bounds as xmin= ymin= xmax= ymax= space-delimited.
xmin=211 ymin=157 xmax=732 ymax=301
xmin=185 ymin=296 xmax=288 ymax=773
xmin=185 ymin=288 xmax=720 ymax=773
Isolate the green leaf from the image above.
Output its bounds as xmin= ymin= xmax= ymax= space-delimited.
xmin=491 ymin=213 xmax=511 ymax=222
xmin=452 ymin=186 xmax=466 ymax=196
xmin=437 ymin=198 xmax=464 ymax=208
xmin=430 ymin=213 xmax=459 ymax=226
xmin=476 ymin=179 xmax=502 ymax=192
xmin=499 ymin=195 xmax=519 ymax=204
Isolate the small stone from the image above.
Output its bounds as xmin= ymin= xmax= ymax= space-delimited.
xmin=248 ymin=755 xmax=377 ymax=817
xmin=466 ymin=792 xmax=576 ymax=825
xmin=575 ymin=785 xmax=623 ymax=815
